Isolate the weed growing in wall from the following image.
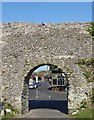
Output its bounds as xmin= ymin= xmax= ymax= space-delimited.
xmin=87 ymin=22 xmax=94 ymax=41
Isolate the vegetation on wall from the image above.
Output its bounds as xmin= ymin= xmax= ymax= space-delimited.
xmin=2 ymin=98 xmax=19 ymax=118
xmin=87 ymin=22 xmax=94 ymax=40
xmin=92 ymin=89 xmax=94 ymax=103
xmin=76 ymin=58 xmax=94 ymax=66
xmin=87 ymin=22 xmax=94 ymax=103
xmin=75 ymin=58 xmax=94 ymax=82
xmin=75 ymin=58 xmax=94 ymax=104
xmin=80 ymin=99 xmax=87 ymax=109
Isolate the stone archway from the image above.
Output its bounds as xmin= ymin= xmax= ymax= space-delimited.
xmin=21 ymin=64 xmax=68 ymax=114
xmin=1 ymin=22 xmax=92 ymax=115
xmin=20 ymin=58 xmax=92 ymax=114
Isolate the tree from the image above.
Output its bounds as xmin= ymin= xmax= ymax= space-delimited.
xmin=49 ymin=65 xmax=58 ymax=71
xmin=49 ymin=65 xmax=62 ymax=73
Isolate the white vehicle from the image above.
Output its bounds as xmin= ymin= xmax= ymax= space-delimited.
xmin=29 ymin=83 xmax=37 ymax=89
xmin=29 ymin=79 xmax=37 ymax=89
xmin=29 ymin=78 xmax=33 ymax=84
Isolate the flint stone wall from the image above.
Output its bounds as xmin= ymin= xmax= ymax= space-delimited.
xmin=0 ymin=22 xmax=92 ymax=114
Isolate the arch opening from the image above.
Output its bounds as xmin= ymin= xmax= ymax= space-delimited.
xmin=22 ymin=64 xmax=69 ymax=114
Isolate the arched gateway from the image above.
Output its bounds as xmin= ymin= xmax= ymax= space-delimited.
xmin=22 ymin=64 xmax=68 ymax=114
xmin=1 ymin=22 xmax=92 ymax=114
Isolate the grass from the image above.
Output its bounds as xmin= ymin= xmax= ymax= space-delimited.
xmin=1 ymin=112 xmax=15 ymax=120
xmin=72 ymin=108 xmax=93 ymax=119
xmin=1 ymin=108 xmax=93 ymax=119
xmin=1 ymin=99 xmax=19 ymax=119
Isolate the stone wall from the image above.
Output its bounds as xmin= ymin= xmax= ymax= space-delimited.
xmin=1 ymin=22 xmax=92 ymax=114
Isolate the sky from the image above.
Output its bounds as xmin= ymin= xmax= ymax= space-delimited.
xmin=2 ymin=2 xmax=92 ymax=23
xmin=1 ymin=0 xmax=93 ymax=2
xmin=34 ymin=65 xmax=48 ymax=72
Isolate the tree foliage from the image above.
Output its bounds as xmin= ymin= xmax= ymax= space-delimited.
xmin=49 ymin=65 xmax=58 ymax=71
xmin=49 ymin=65 xmax=62 ymax=73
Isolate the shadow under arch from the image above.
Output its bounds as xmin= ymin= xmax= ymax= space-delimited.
xmin=29 ymin=100 xmax=68 ymax=114
xmin=22 ymin=63 xmax=69 ymax=114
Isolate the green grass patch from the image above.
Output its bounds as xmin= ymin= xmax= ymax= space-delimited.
xmin=1 ymin=112 xmax=15 ymax=119
xmin=73 ymin=108 xmax=93 ymax=118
